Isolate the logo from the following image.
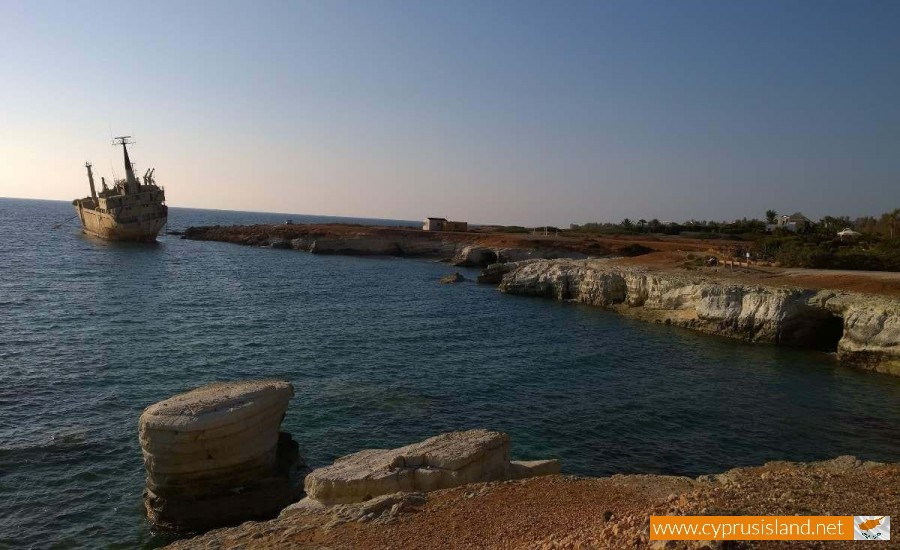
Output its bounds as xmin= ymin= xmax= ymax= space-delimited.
xmin=854 ymin=516 xmax=890 ymax=541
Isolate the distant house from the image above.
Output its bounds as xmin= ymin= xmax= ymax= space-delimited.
xmin=423 ymin=217 xmax=447 ymax=231
xmin=767 ymin=212 xmax=814 ymax=233
xmin=423 ymin=217 xmax=468 ymax=232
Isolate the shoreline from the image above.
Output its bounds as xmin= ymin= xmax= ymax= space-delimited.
xmin=166 ymin=455 xmax=899 ymax=549
xmin=495 ymin=258 xmax=900 ymax=376
xmin=183 ymin=223 xmax=900 ymax=376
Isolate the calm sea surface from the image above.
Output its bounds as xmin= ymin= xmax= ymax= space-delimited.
xmin=2 ymin=197 xmax=900 ymax=548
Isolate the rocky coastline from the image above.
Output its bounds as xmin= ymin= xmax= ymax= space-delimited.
xmin=183 ymin=224 xmax=900 ymax=376
xmin=491 ymin=259 xmax=900 ymax=376
xmin=144 ymin=383 xmax=900 ymax=550
xmin=144 ymin=382 xmax=897 ymax=549
xmin=142 ymin=372 xmax=899 ymax=549
xmin=166 ymin=454 xmax=899 ymax=549
xmin=182 ymin=224 xmax=602 ymax=266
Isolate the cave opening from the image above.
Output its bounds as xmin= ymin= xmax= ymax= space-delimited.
xmin=779 ymin=310 xmax=844 ymax=353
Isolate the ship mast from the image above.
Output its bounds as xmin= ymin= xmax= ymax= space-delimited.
xmin=85 ymin=162 xmax=98 ymax=203
xmin=113 ymin=136 xmax=139 ymax=194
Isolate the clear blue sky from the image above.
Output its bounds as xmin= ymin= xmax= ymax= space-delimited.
xmin=1 ymin=0 xmax=898 ymax=225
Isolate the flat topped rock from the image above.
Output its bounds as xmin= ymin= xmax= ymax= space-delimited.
xmin=305 ymin=430 xmax=518 ymax=504
xmin=391 ymin=429 xmax=508 ymax=470
xmin=140 ymin=380 xmax=293 ymax=433
xmin=316 ymin=430 xmax=508 ymax=480
xmin=138 ymin=380 xmax=300 ymax=533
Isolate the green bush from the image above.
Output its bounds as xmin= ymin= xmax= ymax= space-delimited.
xmin=757 ymin=235 xmax=900 ymax=271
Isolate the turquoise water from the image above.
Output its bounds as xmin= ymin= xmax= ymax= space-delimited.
xmin=2 ymin=197 xmax=900 ymax=549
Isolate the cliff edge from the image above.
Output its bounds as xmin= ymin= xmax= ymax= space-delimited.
xmin=495 ymin=259 xmax=900 ymax=375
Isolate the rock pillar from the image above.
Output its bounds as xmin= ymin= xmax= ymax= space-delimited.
xmin=138 ymin=380 xmax=300 ymax=533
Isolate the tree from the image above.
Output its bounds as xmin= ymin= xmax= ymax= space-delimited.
xmin=637 ymin=219 xmax=647 ymax=232
xmin=621 ymin=218 xmax=633 ymax=229
xmin=855 ymin=216 xmax=877 ymax=234
xmin=886 ymin=208 xmax=900 ymax=239
xmin=765 ymin=209 xmax=777 ymax=224
xmin=818 ymin=215 xmax=852 ymax=235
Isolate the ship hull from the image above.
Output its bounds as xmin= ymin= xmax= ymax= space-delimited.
xmin=74 ymin=205 xmax=166 ymax=242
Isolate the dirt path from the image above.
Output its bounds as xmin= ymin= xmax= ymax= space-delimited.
xmin=613 ymin=250 xmax=900 ymax=297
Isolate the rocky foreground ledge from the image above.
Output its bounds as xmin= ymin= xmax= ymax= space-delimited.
xmin=166 ymin=455 xmax=899 ymax=549
xmin=488 ymin=259 xmax=900 ymax=376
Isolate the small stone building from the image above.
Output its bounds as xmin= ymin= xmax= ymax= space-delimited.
xmin=776 ymin=212 xmax=814 ymax=233
xmin=423 ymin=217 xmax=468 ymax=232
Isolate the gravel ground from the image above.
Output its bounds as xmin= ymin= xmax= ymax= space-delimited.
xmin=166 ymin=456 xmax=898 ymax=549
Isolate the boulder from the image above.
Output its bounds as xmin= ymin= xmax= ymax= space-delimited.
xmin=304 ymin=430 xmax=558 ymax=505
xmin=440 ymin=272 xmax=465 ymax=284
xmin=139 ymin=380 xmax=301 ymax=533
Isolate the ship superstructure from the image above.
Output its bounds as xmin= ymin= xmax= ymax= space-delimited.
xmin=72 ymin=137 xmax=167 ymax=242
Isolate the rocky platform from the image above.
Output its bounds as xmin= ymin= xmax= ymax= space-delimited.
xmin=165 ymin=456 xmax=899 ymax=549
xmin=181 ymin=223 xmax=606 ymax=267
xmin=300 ymin=430 xmax=559 ymax=505
xmin=490 ymin=259 xmax=900 ymax=376
xmin=139 ymin=380 xmax=302 ymax=533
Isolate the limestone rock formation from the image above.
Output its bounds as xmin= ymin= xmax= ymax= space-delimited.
xmin=280 ymin=492 xmax=428 ymax=526
xmin=510 ymin=459 xmax=562 ymax=479
xmin=495 ymin=259 xmax=900 ymax=375
xmin=453 ymin=246 xmax=588 ymax=268
xmin=452 ymin=246 xmax=498 ymax=267
xmin=267 ymin=237 xmax=291 ymax=249
xmin=304 ymin=429 xmax=560 ymax=505
xmin=309 ymin=236 xmax=404 ymax=256
xmin=139 ymin=380 xmax=301 ymax=533
xmin=812 ymin=291 xmax=900 ymax=374
xmin=290 ymin=236 xmax=312 ymax=251
xmin=307 ymin=236 xmax=459 ymax=257
xmin=477 ymin=259 xmax=538 ymax=284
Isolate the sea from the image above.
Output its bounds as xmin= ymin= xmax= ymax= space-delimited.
xmin=2 ymin=197 xmax=899 ymax=549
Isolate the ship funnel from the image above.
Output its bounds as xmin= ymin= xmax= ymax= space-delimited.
xmin=85 ymin=162 xmax=98 ymax=203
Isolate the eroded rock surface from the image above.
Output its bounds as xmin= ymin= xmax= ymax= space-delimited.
xmin=165 ymin=456 xmax=899 ymax=550
xmin=496 ymin=259 xmax=900 ymax=375
xmin=304 ymin=429 xmax=559 ymax=505
xmin=139 ymin=380 xmax=301 ymax=533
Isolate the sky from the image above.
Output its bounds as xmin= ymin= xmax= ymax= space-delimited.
xmin=1 ymin=1 xmax=898 ymax=226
